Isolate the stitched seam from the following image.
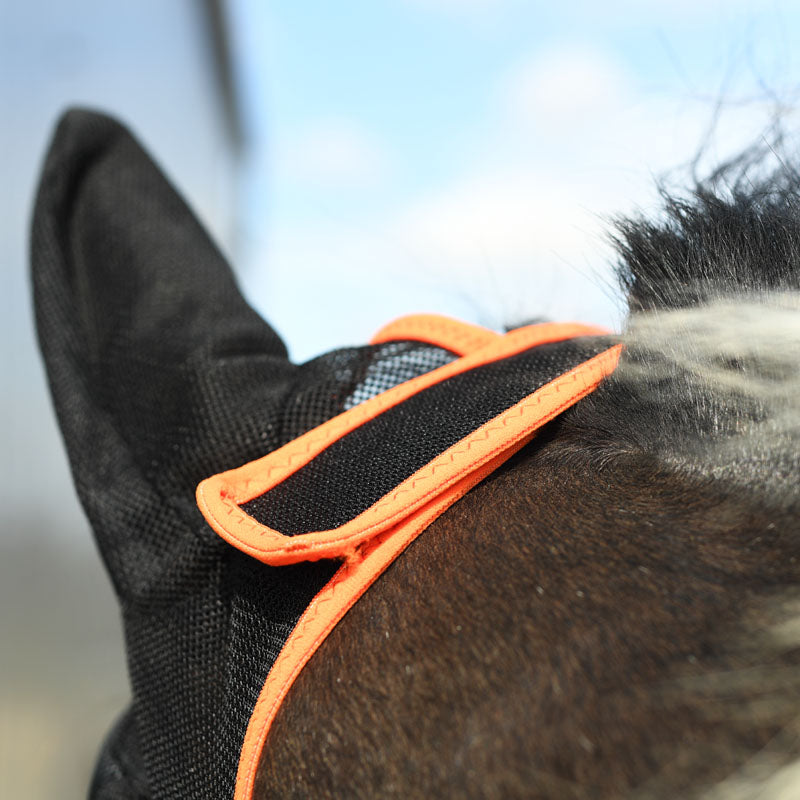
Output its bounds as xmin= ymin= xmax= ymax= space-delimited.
xmin=206 ymin=347 xmax=618 ymax=552
xmin=225 ymin=322 xmax=606 ymax=500
xmin=235 ymin=459 xmax=504 ymax=799
xmin=201 ymin=345 xmax=620 ymax=561
xmin=237 ymin=525 xmax=392 ymax=796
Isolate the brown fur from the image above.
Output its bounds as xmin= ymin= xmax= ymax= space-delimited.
xmin=255 ymin=426 xmax=800 ymax=798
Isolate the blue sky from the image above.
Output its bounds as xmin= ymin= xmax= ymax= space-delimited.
xmin=229 ymin=0 xmax=800 ymax=359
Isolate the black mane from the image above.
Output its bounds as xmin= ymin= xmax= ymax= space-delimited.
xmin=614 ymin=153 xmax=800 ymax=311
xmin=555 ymin=152 xmax=800 ymax=505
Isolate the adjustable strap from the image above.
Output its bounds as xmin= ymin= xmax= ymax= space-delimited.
xmin=196 ymin=315 xmax=622 ymax=800
xmin=370 ymin=313 xmax=500 ymax=355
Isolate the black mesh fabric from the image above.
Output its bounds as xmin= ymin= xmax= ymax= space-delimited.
xmin=31 ymin=111 xmax=460 ymax=800
xmin=32 ymin=111 xmax=609 ymax=800
xmin=243 ymin=338 xmax=606 ymax=535
xmin=279 ymin=341 xmax=457 ymax=440
xmin=342 ymin=341 xmax=456 ymax=409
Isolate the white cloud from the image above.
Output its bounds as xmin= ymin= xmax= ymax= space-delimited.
xmin=396 ymin=170 xmax=595 ymax=264
xmin=391 ymin=167 xmax=622 ymax=330
xmin=501 ymin=45 xmax=632 ymax=131
xmin=279 ymin=117 xmax=390 ymax=187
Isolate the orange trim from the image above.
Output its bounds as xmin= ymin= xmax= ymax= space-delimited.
xmin=232 ymin=443 xmax=531 ymax=800
xmin=229 ymin=343 xmax=623 ymax=800
xmin=196 ymin=323 xmax=611 ymax=566
xmin=370 ymin=313 xmax=500 ymax=355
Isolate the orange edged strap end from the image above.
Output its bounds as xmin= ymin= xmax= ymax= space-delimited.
xmin=196 ymin=324 xmax=615 ymax=566
xmin=194 ymin=321 xmax=622 ymax=800
xmin=369 ymin=313 xmax=500 ymax=355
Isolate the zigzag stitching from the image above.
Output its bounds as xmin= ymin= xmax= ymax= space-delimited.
xmin=259 ymin=388 xmax=402 ymax=480
xmin=369 ymin=365 xmax=595 ymax=511
xmin=223 ymin=352 xmax=612 ymax=547
xmin=220 ymin=347 xmax=617 ymax=552
xmin=237 ymin=326 xmax=601 ymax=487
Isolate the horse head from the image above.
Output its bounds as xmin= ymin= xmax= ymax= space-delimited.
xmin=33 ymin=110 xmax=800 ymax=799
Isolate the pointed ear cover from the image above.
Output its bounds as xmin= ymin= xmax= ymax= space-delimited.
xmin=31 ymin=111 xmax=494 ymax=799
xmin=31 ymin=110 xmax=303 ymax=798
xmin=32 ymin=109 xmax=297 ymax=592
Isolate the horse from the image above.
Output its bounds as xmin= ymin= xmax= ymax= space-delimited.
xmin=32 ymin=110 xmax=800 ymax=799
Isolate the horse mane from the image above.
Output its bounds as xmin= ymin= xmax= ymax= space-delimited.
xmin=255 ymin=155 xmax=800 ymax=799
xmin=614 ymin=149 xmax=800 ymax=311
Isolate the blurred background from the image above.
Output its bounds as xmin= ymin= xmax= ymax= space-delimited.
xmin=3 ymin=1 xmax=800 ymax=797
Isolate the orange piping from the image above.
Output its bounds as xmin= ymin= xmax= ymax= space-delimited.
xmin=370 ymin=313 xmax=500 ymax=355
xmin=196 ymin=322 xmax=610 ymax=566
xmin=228 ymin=343 xmax=622 ymax=800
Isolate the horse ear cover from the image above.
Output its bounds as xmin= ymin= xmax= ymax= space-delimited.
xmin=32 ymin=110 xmax=620 ymax=800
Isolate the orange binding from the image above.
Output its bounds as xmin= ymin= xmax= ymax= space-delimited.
xmin=195 ymin=314 xmax=622 ymax=800
xmin=370 ymin=313 xmax=500 ymax=355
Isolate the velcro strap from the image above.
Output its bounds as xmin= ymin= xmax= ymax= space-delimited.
xmin=197 ymin=321 xmax=621 ymax=566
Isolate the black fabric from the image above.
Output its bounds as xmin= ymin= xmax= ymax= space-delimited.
xmin=90 ymin=711 xmax=151 ymax=800
xmin=280 ymin=340 xmax=457 ymax=440
xmin=31 ymin=111 xmax=458 ymax=800
xmin=243 ymin=338 xmax=608 ymax=535
xmin=33 ymin=110 xmax=609 ymax=800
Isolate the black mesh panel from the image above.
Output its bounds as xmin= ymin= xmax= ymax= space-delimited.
xmin=32 ymin=112 xmax=461 ymax=800
xmin=280 ymin=341 xmax=457 ymax=441
xmin=33 ymin=111 xmax=610 ymax=800
xmin=243 ymin=338 xmax=609 ymax=535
